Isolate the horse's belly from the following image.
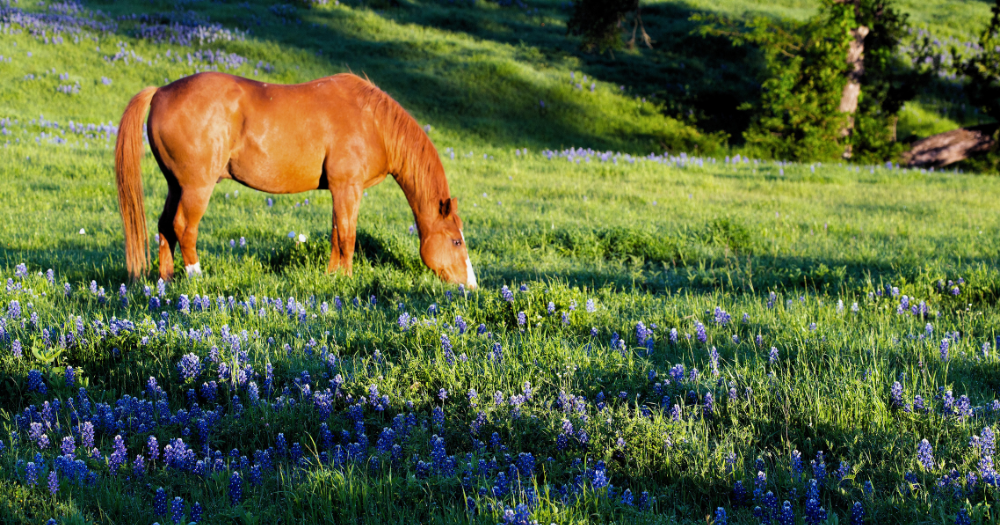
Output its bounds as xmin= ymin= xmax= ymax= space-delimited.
xmin=228 ymin=147 xmax=325 ymax=194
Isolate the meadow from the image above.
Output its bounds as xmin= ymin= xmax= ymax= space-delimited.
xmin=2 ymin=0 xmax=1000 ymax=524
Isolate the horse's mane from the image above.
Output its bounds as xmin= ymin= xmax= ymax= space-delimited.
xmin=347 ymin=76 xmax=449 ymax=214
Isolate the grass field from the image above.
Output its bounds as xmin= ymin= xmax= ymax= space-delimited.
xmin=2 ymin=1 xmax=1000 ymax=524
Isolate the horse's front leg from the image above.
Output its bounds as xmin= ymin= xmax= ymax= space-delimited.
xmin=328 ymin=184 xmax=362 ymax=275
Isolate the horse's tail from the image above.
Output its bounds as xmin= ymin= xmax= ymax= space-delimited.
xmin=114 ymin=86 xmax=158 ymax=281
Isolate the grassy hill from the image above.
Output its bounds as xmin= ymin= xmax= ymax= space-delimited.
xmin=2 ymin=1 xmax=1000 ymax=524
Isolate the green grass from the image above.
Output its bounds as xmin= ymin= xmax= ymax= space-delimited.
xmin=2 ymin=1 xmax=1000 ymax=524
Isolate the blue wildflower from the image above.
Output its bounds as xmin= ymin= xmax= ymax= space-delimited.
xmin=154 ymin=487 xmax=167 ymax=515
xmin=851 ymin=502 xmax=865 ymax=525
xmin=171 ymin=497 xmax=185 ymax=524
xmin=917 ymin=439 xmax=935 ymax=471
xmin=229 ymin=471 xmax=242 ymax=505
xmin=39 ymin=468 xmax=58 ymax=496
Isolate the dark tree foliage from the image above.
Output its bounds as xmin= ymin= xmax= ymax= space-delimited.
xmin=567 ymin=0 xmax=650 ymax=53
xmin=699 ymin=3 xmax=854 ymax=161
xmin=960 ymin=0 xmax=1000 ymax=121
xmin=951 ymin=0 xmax=1000 ymax=173
xmin=700 ymin=0 xmax=930 ymax=162
xmin=850 ymin=0 xmax=924 ymax=162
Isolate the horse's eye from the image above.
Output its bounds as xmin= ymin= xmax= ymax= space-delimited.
xmin=452 ymin=239 xmax=462 ymax=247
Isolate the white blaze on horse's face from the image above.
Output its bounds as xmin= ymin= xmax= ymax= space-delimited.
xmin=461 ymin=230 xmax=477 ymax=289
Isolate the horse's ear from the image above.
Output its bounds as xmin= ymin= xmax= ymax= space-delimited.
xmin=439 ymin=197 xmax=457 ymax=217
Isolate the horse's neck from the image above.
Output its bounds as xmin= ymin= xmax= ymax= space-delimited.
xmin=391 ymin=149 xmax=450 ymax=236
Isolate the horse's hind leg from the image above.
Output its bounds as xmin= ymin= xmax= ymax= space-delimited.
xmin=175 ymin=184 xmax=214 ymax=277
xmin=157 ymin=183 xmax=182 ymax=281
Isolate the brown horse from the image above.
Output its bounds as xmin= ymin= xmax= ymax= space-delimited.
xmin=114 ymin=72 xmax=477 ymax=288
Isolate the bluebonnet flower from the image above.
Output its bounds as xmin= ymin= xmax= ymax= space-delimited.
xmin=64 ymin=283 xmax=71 ymax=297
xmin=547 ymin=302 xmax=555 ymax=314
xmin=133 ymin=454 xmax=146 ymax=477
xmin=26 ymin=462 xmax=38 ymax=486
xmin=47 ymin=471 xmax=58 ymax=495
xmin=778 ymin=501 xmax=794 ymax=525
xmin=586 ymin=299 xmax=595 ymax=312
xmin=890 ymin=381 xmax=905 ymax=410
xmin=249 ymin=464 xmax=262 ymax=486
xmin=956 ymin=508 xmax=971 ymax=525
xmin=154 ymin=487 xmax=167 ymax=515
xmin=977 ymin=426 xmax=996 ymax=456
xmin=940 ymin=339 xmax=949 ymax=361
xmin=695 ymin=321 xmax=707 ymax=343
xmin=433 ymin=406 xmax=445 ymax=431
xmin=714 ymin=507 xmax=727 ymax=525
xmin=61 ymin=436 xmax=75 ymax=456
xmin=769 ymin=347 xmax=779 ymax=364
xmin=636 ymin=322 xmax=648 ymax=346
xmin=190 ymin=502 xmax=203 ymax=523
xmin=791 ymin=450 xmax=803 ymax=481
xmin=455 ymin=315 xmax=467 ymax=334
xmin=851 ymin=502 xmax=865 ymax=525
xmin=517 ymin=311 xmax=526 ymax=327
xmin=812 ymin=452 xmax=826 ymax=486
xmin=441 ymin=334 xmax=454 ymax=365
xmin=732 ymin=480 xmax=748 ymax=506
xmin=27 ymin=370 xmax=46 ymax=394
xmin=592 ymin=468 xmax=608 ymax=489
xmin=501 ymin=286 xmax=514 ymax=302
xmin=710 ymin=346 xmax=720 ymax=376
xmin=171 ymin=497 xmax=185 ymax=524
xmin=11 ymin=340 xmax=22 ymax=358
xmin=917 ymin=439 xmax=935 ymax=471
xmin=178 ymin=353 xmax=202 ymax=382
xmin=229 ymin=471 xmax=242 ymax=505
xmin=669 ymin=328 xmax=678 ymax=344
xmin=805 ymin=497 xmax=827 ymax=525
xmin=703 ymin=392 xmax=714 ymax=417
xmin=7 ymin=300 xmax=20 ymax=319
xmin=714 ymin=307 xmax=731 ymax=325
xmin=65 ymin=366 xmax=75 ymax=387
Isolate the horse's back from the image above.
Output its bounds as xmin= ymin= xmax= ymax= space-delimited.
xmin=147 ymin=73 xmax=383 ymax=194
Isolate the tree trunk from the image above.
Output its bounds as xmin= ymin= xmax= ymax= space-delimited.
xmin=838 ymin=25 xmax=869 ymax=158
xmin=901 ymin=124 xmax=998 ymax=168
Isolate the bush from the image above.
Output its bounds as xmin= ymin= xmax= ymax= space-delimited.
xmin=567 ymin=0 xmax=648 ymax=53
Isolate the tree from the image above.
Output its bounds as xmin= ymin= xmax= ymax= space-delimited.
xmin=567 ymin=0 xmax=651 ymax=53
xmin=902 ymin=0 xmax=1000 ymax=171
xmin=700 ymin=0 xmax=924 ymax=162
xmin=959 ymin=0 xmax=1000 ymax=122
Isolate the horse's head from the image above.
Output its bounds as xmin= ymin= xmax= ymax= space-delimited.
xmin=420 ymin=197 xmax=477 ymax=289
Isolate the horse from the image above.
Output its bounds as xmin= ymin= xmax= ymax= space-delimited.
xmin=114 ymin=72 xmax=477 ymax=288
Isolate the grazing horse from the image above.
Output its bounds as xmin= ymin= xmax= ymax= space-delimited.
xmin=114 ymin=72 xmax=476 ymax=288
